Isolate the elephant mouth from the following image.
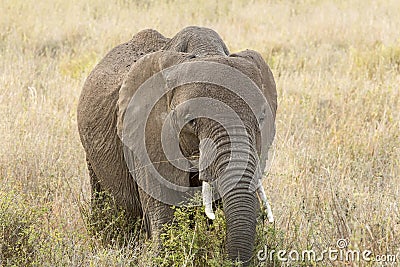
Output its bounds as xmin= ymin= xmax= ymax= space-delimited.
xmin=188 ymin=155 xmax=274 ymax=223
xmin=186 ymin=156 xmax=217 ymax=219
xmin=188 ymin=169 xmax=201 ymax=187
xmin=200 ymin=180 xmax=274 ymax=223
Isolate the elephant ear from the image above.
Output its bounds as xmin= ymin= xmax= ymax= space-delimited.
xmin=117 ymin=50 xmax=194 ymax=139
xmin=229 ymin=50 xmax=277 ymax=120
xmin=229 ymin=50 xmax=277 ymax=175
xmin=117 ymin=50 xmax=197 ymax=206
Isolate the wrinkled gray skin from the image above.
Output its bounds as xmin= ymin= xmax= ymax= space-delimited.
xmin=77 ymin=26 xmax=277 ymax=265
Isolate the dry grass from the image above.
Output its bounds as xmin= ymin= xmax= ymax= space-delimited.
xmin=0 ymin=0 xmax=399 ymax=266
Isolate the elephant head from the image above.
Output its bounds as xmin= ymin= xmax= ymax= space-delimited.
xmin=116 ymin=31 xmax=277 ymax=265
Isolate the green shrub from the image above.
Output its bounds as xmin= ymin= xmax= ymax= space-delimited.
xmin=153 ymin=203 xmax=286 ymax=267
xmin=253 ymin=214 xmax=286 ymax=267
xmin=0 ymin=190 xmax=48 ymax=266
xmin=81 ymin=190 xmax=144 ymax=247
xmin=154 ymin=205 xmax=235 ymax=267
xmin=0 ymin=189 xmax=286 ymax=267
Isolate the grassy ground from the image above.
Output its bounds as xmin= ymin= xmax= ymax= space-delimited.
xmin=0 ymin=0 xmax=399 ymax=266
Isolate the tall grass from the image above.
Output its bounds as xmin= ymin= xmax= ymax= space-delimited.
xmin=1 ymin=0 xmax=399 ymax=266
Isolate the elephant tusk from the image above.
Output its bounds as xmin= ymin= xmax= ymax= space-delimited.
xmin=256 ymin=183 xmax=274 ymax=223
xmin=202 ymin=181 xmax=215 ymax=220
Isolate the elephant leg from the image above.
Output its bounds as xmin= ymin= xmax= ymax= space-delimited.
xmin=86 ymin=158 xmax=113 ymax=242
xmin=138 ymin=187 xmax=174 ymax=239
xmin=87 ymin=158 xmax=105 ymax=212
xmin=86 ymin=158 xmax=140 ymax=245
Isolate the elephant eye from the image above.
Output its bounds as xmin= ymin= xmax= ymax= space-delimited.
xmin=258 ymin=115 xmax=265 ymax=125
xmin=188 ymin=119 xmax=196 ymax=128
xmin=184 ymin=114 xmax=196 ymax=128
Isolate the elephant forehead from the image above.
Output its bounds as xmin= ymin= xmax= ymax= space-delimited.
xmin=172 ymin=85 xmax=260 ymax=117
xmin=162 ymin=60 xmax=267 ymax=115
xmin=198 ymin=56 xmax=263 ymax=88
xmin=174 ymin=96 xmax=244 ymax=123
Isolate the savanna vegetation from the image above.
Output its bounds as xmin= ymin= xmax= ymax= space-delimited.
xmin=0 ymin=0 xmax=399 ymax=266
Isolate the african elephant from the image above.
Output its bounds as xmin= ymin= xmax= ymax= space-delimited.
xmin=77 ymin=26 xmax=277 ymax=265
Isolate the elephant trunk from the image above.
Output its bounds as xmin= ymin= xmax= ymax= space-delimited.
xmin=219 ymin=148 xmax=258 ymax=265
xmin=202 ymin=126 xmax=259 ymax=266
xmin=223 ymin=188 xmax=257 ymax=265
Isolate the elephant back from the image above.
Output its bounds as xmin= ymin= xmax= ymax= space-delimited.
xmin=163 ymin=26 xmax=229 ymax=57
